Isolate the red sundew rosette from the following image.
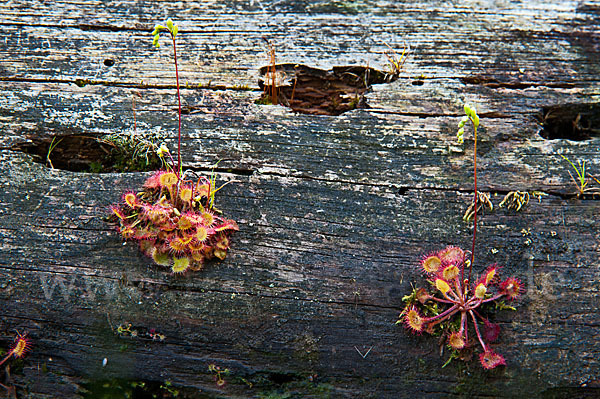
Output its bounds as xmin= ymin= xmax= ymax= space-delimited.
xmin=110 ymin=170 xmax=238 ymax=273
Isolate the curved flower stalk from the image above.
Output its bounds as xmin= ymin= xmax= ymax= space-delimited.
xmin=398 ymin=246 xmax=522 ymax=369
xmin=152 ymin=18 xmax=182 ymax=176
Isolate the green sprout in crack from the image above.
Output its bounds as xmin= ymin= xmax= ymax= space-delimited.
xmin=383 ymin=41 xmax=410 ymax=78
xmin=560 ymin=154 xmax=600 ymax=197
xmin=46 ymin=136 xmax=64 ymax=169
xmin=208 ymin=364 xmax=230 ymax=387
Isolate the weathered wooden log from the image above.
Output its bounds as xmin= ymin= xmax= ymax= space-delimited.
xmin=0 ymin=1 xmax=599 ymax=398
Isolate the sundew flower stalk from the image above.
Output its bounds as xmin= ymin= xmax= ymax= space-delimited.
xmin=458 ymin=103 xmax=480 ymax=282
xmin=110 ymin=19 xmax=238 ymax=273
xmin=152 ymin=18 xmax=182 ymax=176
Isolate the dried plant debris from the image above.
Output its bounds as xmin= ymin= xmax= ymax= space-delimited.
xmin=463 ymin=191 xmax=494 ymax=222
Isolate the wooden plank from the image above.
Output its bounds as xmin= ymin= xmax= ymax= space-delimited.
xmin=0 ymin=1 xmax=599 ymax=398
xmin=1 ymin=1 xmax=599 ymax=88
xmin=1 ymin=81 xmax=598 ymax=196
xmin=1 ymin=150 xmax=599 ymax=398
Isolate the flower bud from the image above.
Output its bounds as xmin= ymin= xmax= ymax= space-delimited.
xmin=156 ymin=143 xmax=169 ymax=157
xmin=472 ymin=113 xmax=480 ymax=128
xmin=457 ymin=128 xmax=464 ymax=144
xmin=464 ymin=103 xmax=473 ymax=117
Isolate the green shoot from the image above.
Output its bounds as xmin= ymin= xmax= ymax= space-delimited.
xmin=383 ymin=41 xmax=409 ymax=77
xmin=46 ymin=136 xmax=64 ymax=169
xmin=442 ymin=351 xmax=458 ymax=368
xmin=208 ymin=160 xmax=221 ymax=209
xmin=560 ymin=154 xmax=600 ymax=197
xmin=495 ymin=301 xmax=517 ymax=311
xmin=205 ymin=161 xmax=239 ymax=212
xmin=561 ymin=155 xmax=586 ymax=192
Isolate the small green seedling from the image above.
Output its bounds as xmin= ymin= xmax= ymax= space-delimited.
xmin=383 ymin=41 xmax=410 ymax=77
xmin=46 ymin=136 xmax=64 ymax=169
xmin=560 ymin=154 xmax=600 ymax=197
xmin=208 ymin=364 xmax=229 ymax=387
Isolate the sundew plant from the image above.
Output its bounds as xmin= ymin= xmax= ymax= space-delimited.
xmin=399 ymin=104 xmax=523 ymax=369
xmin=110 ymin=19 xmax=238 ymax=274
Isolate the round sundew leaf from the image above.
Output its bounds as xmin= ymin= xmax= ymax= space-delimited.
xmin=448 ymin=332 xmax=465 ymax=350
xmin=172 ymin=256 xmax=190 ymax=273
xmin=435 ymin=279 xmax=451 ymax=295
xmin=442 ymin=265 xmax=460 ymax=281
xmin=422 ymin=255 xmax=441 ymax=273
xmin=475 ymin=283 xmax=487 ymax=299
xmin=153 ymin=251 xmax=171 ymax=266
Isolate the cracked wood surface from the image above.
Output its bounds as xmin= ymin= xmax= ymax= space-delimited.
xmin=0 ymin=1 xmax=599 ymax=398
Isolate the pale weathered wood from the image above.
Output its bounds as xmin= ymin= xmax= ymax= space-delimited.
xmin=1 ymin=81 xmax=598 ymax=195
xmin=0 ymin=1 xmax=599 ymax=398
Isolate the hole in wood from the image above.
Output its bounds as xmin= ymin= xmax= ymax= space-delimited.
xmin=257 ymin=63 xmax=398 ymax=115
xmin=14 ymin=134 xmax=162 ymax=173
xmin=538 ymin=103 xmax=600 ymax=141
xmin=104 ymin=58 xmax=115 ymax=67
